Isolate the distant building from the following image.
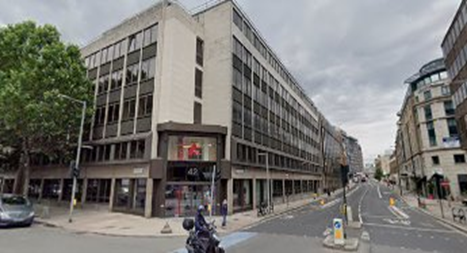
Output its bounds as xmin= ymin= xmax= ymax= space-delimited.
xmin=375 ymin=153 xmax=391 ymax=176
xmin=342 ymin=133 xmax=364 ymax=173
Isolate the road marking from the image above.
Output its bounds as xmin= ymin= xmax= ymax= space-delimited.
xmin=364 ymin=223 xmax=455 ymax=233
xmin=377 ymin=185 xmax=382 ymax=199
xmin=358 ymin=185 xmax=370 ymax=224
xmin=388 ymin=205 xmax=410 ymax=220
xmin=171 ymin=232 xmax=257 ymax=253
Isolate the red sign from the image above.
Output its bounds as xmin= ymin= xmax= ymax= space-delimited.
xmin=188 ymin=143 xmax=201 ymax=158
xmin=441 ymin=181 xmax=450 ymax=187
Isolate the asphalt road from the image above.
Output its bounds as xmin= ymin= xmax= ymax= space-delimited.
xmin=2 ymin=181 xmax=467 ymax=253
xmin=362 ymin=180 xmax=467 ymax=253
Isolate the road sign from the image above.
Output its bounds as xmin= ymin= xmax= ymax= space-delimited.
xmin=333 ymin=218 xmax=344 ymax=245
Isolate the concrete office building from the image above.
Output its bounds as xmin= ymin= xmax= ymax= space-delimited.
xmin=0 ymin=0 xmax=338 ymax=217
xmin=396 ymin=58 xmax=467 ymax=198
xmin=342 ymin=133 xmax=364 ymax=174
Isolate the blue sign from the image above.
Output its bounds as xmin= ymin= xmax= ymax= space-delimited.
xmin=334 ymin=221 xmax=341 ymax=229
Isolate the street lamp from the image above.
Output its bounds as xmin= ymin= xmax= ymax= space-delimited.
xmin=58 ymin=94 xmax=86 ymax=223
xmin=257 ymin=152 xmax=271 ymax=211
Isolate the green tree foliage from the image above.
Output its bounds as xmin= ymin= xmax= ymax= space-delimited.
xmin=0 ymin=21 xmax=93 ymax=194
xmin=374 ymin=167 xmax=384 ymax=181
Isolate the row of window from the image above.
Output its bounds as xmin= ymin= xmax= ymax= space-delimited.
xmin=442 ymin=2 xmax=467 ymax=58
xmin=232 ymin=36 xmax=318 ymax=132
xmin=431 ymin=154 xmax=466 ymax=165
xmin=447 ymin=41 xmax=467 ymax=81
xmin=235 ymin=143 xmax=319 ymax=173
xmin=414 ymin=71 xmax=448 ymax=91
xmin=232 ymin=8 xmax=316 ymax=115
xmin=97 ymin=57 xmax=155 ymax=95
xmin=426 ymin=118 xmax=458 ymax=147
xmin=85 ymin=24 xmax=158 ymax=69
xmin=94 ymin=94 xmax=153 ymax=126
xmin=82 ymin=140 xmax=146 ymax=162
xmin=453 ymin=79 xmax=467 ymax=108
xmin=422 ymin=101 xmax=455 ymax=122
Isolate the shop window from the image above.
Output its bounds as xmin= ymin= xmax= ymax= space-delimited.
xmin=165 ymin=184 xmax=211 ymax=217
xmin=28 ymin=179 xmax=41 ymax=199
xmin=86 ymin=179 xmax=111 ymax=203
xmin=114 ymin=179 xmax=146 ymax=214
xmin=42 ymin=179 xmax=60 ymax=199
xmin=168 ymin=136 xmax=217 ymax=161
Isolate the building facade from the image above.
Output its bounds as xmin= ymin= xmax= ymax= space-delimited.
xmin=0 ymin=1 xmax=352 ymax=217
xmin=343 ymin=133 xmax=364 ymax=174
xmin=396 ymin=58 xmax=467 ymax=198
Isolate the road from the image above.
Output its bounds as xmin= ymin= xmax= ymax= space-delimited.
xmin=1 ymin=181 xmax=467 ymax=253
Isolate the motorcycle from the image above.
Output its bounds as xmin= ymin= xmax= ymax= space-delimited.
xmin=183 ymin=218 xmax=225 ymax=253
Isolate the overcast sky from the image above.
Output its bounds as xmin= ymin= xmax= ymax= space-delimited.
xmin=0 ymin=0 xmax=460 ymax=163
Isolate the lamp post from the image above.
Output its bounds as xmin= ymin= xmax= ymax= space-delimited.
xmin=59 ymin=94 xmax=86 ymax=223
xmin=257 ymin=152 xmax=270 ymax=211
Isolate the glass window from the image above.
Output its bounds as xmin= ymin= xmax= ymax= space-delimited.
xmin=454 ymin=154 xmax=466 ymax=164
xmin=440 ymin=71 xmax=448 ymax=80
xmin=194 ymin=102 xmax=202 ymax=124
xmin=427 ymin=121 xmax=437 ymax=147
xmin=195 ymin=68 xmax=203 ymax=98
xmin=424 ymin=90 xmax=432 ymax=100
xmin=168 ymin=136 xmax=218 ymax=161
xmin=431 ymin=73 xmax=440 ymax=82
xmin=448 ymin=118 xmax=458 ymax=137
xmin=107 ymin=45 xmax=114 ymax=62
xmin=196 ymin=38 xmax=204 ymax=66
xmin=233 ymin=8 xmax=243 ymax=30
xmin=444 ymin=101 xmax=455 ymax=116
xmin=441 ymin=86 xmax=450 ymax=96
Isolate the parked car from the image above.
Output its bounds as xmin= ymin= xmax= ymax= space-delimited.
xmin=0 ymin=194 xmax=35 ymax=227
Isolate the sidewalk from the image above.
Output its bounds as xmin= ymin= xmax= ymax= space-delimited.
xmin=33 ymin=188 xmax=349 ymax=238
xmin=396 ymin=188 xmax=467 ymax=234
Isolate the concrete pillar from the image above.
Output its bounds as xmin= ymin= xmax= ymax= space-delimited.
xmin=300 ymin=180 xmax=304 ymax=199
xmin=109 ymin=178 xmax=116 ymax=211
xmin=252 ymin=178 xmax=257 ymax=210
xmin=227 ymin=178 xmax=234 ymax=215
xmin=38 ymin=179 xmax=45 ymax=203
xmin=58 ymin=178 xmax=64 ymax=202
xmin=282 ymin=179 xmax=286 ymax=203
xmin=81 ymin=178 xmax=88 ymax=205
xmin=144 ymin=178 xmax=154 ymax=218
xmin=0 ymin=178 xmax=4 ymax=194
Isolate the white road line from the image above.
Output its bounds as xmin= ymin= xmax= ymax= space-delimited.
xmin=358 ymin=185 xmax=370 ymax=224
xmin=364 ymin=223 xmax=456 ymax=233
xmin=377 ymin=185 xmax=382 ymax=199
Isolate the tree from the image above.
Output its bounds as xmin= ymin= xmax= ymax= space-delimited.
xmin=374 ymin=167 xmax=384 ymax=181
xmin=0 ymin=21 xmax=94 ymax=195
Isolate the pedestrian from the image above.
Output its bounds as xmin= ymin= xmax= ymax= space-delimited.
xmin=221 ymin=199 xmax=228 ymax=227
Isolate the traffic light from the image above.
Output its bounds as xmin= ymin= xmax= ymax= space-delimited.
xmin=69 ymin=160 xmax=80 ymax=178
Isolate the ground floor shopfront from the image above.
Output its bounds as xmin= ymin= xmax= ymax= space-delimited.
xmin=228 ymin=166 xmax=322 ymax=213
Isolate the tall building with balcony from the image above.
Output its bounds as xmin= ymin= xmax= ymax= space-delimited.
xmin=396 ymin=58 xmax=467 ymax=198
xmin=1 ymin=0 xmax=343 ymax=217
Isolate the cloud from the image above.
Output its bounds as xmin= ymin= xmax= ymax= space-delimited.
xmin=0 ymin=0 xmax=460 ymax=163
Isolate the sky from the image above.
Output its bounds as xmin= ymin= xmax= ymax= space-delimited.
xmin=0 ymin=0 xmax=460 ymax=163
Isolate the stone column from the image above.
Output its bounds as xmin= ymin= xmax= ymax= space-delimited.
xmin=144 ymin=178 xmax=154 ymax=218
xmin=300 ymin=180 xmax=304 ymax=199
xmin=58 ymin=178 xmax=65 ymax=202
xmin=227 ymin=178 xmax=234 ymax=215
xmin=81 ymin=178 xmax=88 ymax=206
xmin=109 ymin=178 xmax=116 ymax=211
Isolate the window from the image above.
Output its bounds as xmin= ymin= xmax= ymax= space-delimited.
xmin=113 ymin=40 xmax=123 ymax=59
xmin=444 ymin=101 xmax=455 ymax=116
xmin=454 ymin=154 xmax=466 ymax=163
xmin=233 ymin=100 xmax=242 ymax=124
xmin=128 ymin=31 xmax=143 ymax=52
xmin=94 ymin=107 xmax=106 ymax=126
xmin=123 ymin=98 xmax=136 ymax=120
xmin=126 ymin=63 xmax=139 ymax=85
xmin=195 ymin=68 xmax=203 ymax=98
xmin=424 ymin=90 xmax=432 ymax=100
xmin=427 ymin=121 xmax=437 ymax=146
xmin=194 ymin=102 xmax=202 ymax=124
xmin=107 ymin=102 xmax=120 ymax=124
xmin=140 ymin=58 xmax=155 ymax=81
xmin=448 ymin=118 xmax=458 ymax=137
xmin=115 ymin=142 xmax=128 ymax=160
xmin=130 ymin=140 xmax=145 ymax=159
xmin=233 ymin=9 xmax=243 ymax=30
xmin=110 ymin=69 xmax=123 ymax=90
xmin=233 ymin=67 xmax=242 ymax=90
xmin=424 ymin=105 xmax=432 ymax=121
xmin=138 ymin=94 xmax=153 ymax=117
xmin=196 ymin=38 xmax=204 ymax=66
xmin=432 ymin=156 xmax=440 ymax=165
xmin=442 ymin=86 xmax=450 ymax=96
xmin=98 ymin=74 xmax=109 ymax=94
xmin=143 ymin=24 xmax=158 ymax=47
